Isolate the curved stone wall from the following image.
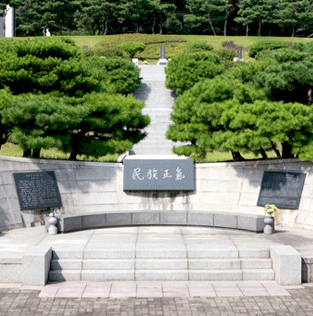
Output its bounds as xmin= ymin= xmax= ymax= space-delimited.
xmin=1 ymin=156 xmax=313 ymax=231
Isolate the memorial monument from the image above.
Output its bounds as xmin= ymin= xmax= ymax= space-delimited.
xmin=0 ymin=5 xmax=15 ymax=37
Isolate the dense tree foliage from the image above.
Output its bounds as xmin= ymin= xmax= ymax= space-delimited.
xmin=166 ymin=42 xmax=313 ymax=161
xmin=165 ymin=52 xmax=224 ymax=95
xmin=0 ymin=38 xmax=150 ymax=160
xmin=2 ymin=92 xmax=149 ymax=160
xmin=3 ymin=0 xmax=313 ymax=37
xmin=117 ymin=41 xmax=146 ymax=58
xmin=0 ymin=38 xmax=99 ymax=96
xmin=83 ymin=56 xmax=141 ymax=94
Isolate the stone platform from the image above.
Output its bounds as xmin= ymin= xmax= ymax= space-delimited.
xmin=0 ymin=225 xmax=312 ymax=285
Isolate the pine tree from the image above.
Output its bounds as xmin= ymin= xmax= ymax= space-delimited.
xmin=165 ymin=52 xmax=224 ymax=95
xmin=275 ymin=0 xmax=313 ymax=37
xmin=235 ymin=0 xmax=276 ymax=36
xmin=184 ymin=0 xmax=231 ymax=35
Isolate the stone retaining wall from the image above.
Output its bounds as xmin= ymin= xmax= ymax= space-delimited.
xmin=1 ymin=156 xmax=313 ymax=231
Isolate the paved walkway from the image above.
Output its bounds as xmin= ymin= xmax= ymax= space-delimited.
xmin=1 ymin=284 xmax=313 ymax=316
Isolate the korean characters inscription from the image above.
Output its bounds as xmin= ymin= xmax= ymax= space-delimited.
xmin=257 ymin=171 xmax=306 ymax=209
xmin=13 ymin=171 xmax=62 ymax=210
xmin=124 ymin=159 xmax=194 ymax=191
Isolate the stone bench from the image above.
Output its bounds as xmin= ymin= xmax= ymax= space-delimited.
xmin=45 ymin=211 xmax=273 ymax=233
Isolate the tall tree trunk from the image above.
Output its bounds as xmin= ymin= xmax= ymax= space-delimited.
xmin=257 ymin=17 xmax=262 ymax=36
xmin=103 ymin=13 xmax=109 ymax=35
xmin=308 ymin=89 xmax=312 ymax=106
xmin=223 ymin=11 xmax=228 ymax=36
xmin=231 ymin=151 xmax=245 ymax=161
xmin=159 ymin=11 xmax=163 ymax=34
xmin=245 ymin=24 xmax=249 ymax=36
xmin=23 ymin=149 xmax=32 ymax=158
xmin=207 ymin=12 xmax=217 ymax=36
xmin=271 ymin=141 xmax=281 ymax=158
xmin=282 ymin=141 xmax=294 ymax=158
xmin=292 ymin=25 xmax=295 ymax=37
xmin=69 ymin=151 xmax=78 ymax=161
xmin=32 ymin=148 xmax=41 ymax=159
xmin=152 ymin=12 xmax=156 ymax=34
xmin=260 ymin=147 xmax=268 ymax=159
xmin=70 ymin=137 xmax=79 ymax=161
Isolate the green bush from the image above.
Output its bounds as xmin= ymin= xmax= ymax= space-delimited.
xmin=255 ymin=49 xmax=272 ymax=60
xmin=89 ymin=46 xmax=125 ymax=58
xmin=248 ymin=40 xmax=288 ymax=58
xmin=213 ymin=48 xmax=237 ymax=61
xmin=165 ymin=52 xmax=224 ymax=95
xmin=117 ymin=41 xmax=146 ymax=58
xmin=84 ymin=56 xmax=141 ymax=94
xmin=185 ymin=41 xmax=213 ymax=53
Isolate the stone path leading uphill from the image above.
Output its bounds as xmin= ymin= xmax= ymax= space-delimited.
xmin=132 ymin=65 xmax=183 ymax=155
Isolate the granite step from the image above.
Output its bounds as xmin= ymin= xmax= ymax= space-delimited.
xmin=49 ymin=268 xmax=275 ymax=282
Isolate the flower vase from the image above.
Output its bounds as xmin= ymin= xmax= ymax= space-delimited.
xmin=263 ymin=215 xmax=274 ymax=234
xmin=48 ymin=215 xmax=58 ymax=235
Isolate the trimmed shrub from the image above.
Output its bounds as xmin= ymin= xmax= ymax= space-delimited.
xmin=118 ymin=41 xmax=146 ymax=58
xmin=165 ymin=52 xmax=224 ymax=95
xmin=214 ymin=48 xmax=237 ymax=61
xmin=185 ymin=41 xmax=213 ymax=53
xmin=248 ymin=40 xmax=288 ymax=58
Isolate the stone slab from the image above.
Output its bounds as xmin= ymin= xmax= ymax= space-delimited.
xmin=81 ymin=270 xmax=135 ymax=281
xmin=0 ymin=264 xmax=22 ymax=283
xmin=62 ymin=216 xmax=83 ymax=233
xmin=187 ymin=212 xmax=214 ymax=226
xmin=213 ymin=213 xmax=237 ymax=229
xmin=271 ymin=245 xmax=302 ymax=285
xmin=160 ymin=212 xmax=187 ymax=225
xmin=82 ymin=214 xmax=106 ymax=230
xmin=106 ymin=213 xmax=132 ymax=226
xmin=189 ymin=270 xmax=242 ymax=281
xmin=135 ymin=270 xmax=188 ymax=281
xmin=23 ymin=245 xmax=52 ymax=286
xmin=242 ymin=269 xmax=275 ymax=281
xmin=132 ymin=212 xmax=160 ymax=225
xmin=237 ymin=215 xmax=265 ymax=232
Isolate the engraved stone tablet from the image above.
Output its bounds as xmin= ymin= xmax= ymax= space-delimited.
xmin=13 ymin=171 xmax=62 ymax=210
xmin=257 ymin=171 xmax=306 ymax=209
xmin=124 ymin=158 xmax=194 ymax=191
xmin=160 ymin=46 xmax=166 ymax=59
xmin=237 ymin=46 xmax=243 ymax=59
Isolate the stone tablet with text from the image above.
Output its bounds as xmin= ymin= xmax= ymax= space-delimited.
xmin=124 ymin=158 xmax=194 ymax=191
xmin=14 ymin=171 xmax=62 ymax=210
xmin=257 ymin=171 xmax=306 ymax=209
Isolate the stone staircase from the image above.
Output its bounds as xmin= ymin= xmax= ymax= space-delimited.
xmin=131 ymin=65 xmax=187 ymax=155
xmin=49 ymin=247 xmax=275 ymax=282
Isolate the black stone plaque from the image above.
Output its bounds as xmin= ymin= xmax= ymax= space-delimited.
xmin=160 ymin=46 xmax=166 ymax=59
xmin=84 ymin=45 xmax=88 ymax=51
xmin=13 ymin=171 xmax=62 ymax=210
xmin=257 ymin=171 xmax=306 ymax=209
xmin=237 ymin=46 xmax=243 ymax=59
xmin=124 ymin=159 xmax=194 ymax=191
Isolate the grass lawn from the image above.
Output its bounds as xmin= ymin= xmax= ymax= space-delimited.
xmin=0 ymin=142 xmax=278 ymax=164
xmin=65 ymin=34 xmax=312 ymax=62
xmin=0 ymin=143 xmax=119 ymax=162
